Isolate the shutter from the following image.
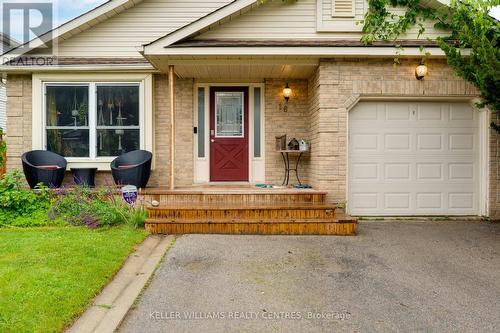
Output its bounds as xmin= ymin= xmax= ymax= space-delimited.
xmin=332 ymin=0 xmax=355 ymax=17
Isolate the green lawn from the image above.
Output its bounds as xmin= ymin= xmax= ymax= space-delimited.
xmin=0 ymin=226 xmax=147 ymax=333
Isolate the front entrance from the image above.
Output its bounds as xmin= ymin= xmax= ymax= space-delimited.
xmin=210 ymin=87 xmax=249 ymax=181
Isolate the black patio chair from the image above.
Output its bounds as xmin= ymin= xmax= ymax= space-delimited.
xmin=21 ymin=150 xmax=67 ymax=188
xmin=110 ymin=150 xmax=152 ymax=188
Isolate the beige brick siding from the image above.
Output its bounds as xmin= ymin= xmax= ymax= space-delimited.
xmin=148 ymin=74 xmax=170 ymax=187
xmin=309 ymin=58 xmax=481 ymax=207
xmin=490 ymin=112 xmax=500 ymax=220
xmin=4 ymin=61 xmax=499 ymax=218
xmin=173 ymin=78 xmax=194 ymax=187
xmin=265 ymin=79 xmax=310 ymax=185
xmin=6 ymin=75 xmax=32 ymax=171
xmin=149 ymin=74 xmax=194 ymax=187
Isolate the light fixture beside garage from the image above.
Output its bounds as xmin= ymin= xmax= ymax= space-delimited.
xmin=415 ymin=62 xmax=428 ymax=80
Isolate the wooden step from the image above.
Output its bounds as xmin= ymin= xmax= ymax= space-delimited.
xmin=146 ymin=216 xmax=357 ymax=224
xmin=145 ymin=218 xmax=357 ymax=236
xmin=147 ymin=204 xmax=336 ymax=220
xmin=140 ymin=189 xmax=327 ymax=205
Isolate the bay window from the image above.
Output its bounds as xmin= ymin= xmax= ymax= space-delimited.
xmin=44 ymin=83 xmax=141 ymax=160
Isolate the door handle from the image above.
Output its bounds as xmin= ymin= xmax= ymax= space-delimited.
xmin=211 ymin=139 xmax=215 ymax=143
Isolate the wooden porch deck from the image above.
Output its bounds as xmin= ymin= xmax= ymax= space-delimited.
xmin=140 ymin=187 xmax=357 ymax=236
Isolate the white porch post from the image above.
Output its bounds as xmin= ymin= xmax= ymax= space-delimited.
xmin=168 ymin=65 xmax=175 ymax=189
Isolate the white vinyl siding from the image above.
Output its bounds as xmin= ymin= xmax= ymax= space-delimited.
xmin=56 ymin=0 xmax=233 ymax=57
xmin=197 ymin=0 xmax=447 ymax=39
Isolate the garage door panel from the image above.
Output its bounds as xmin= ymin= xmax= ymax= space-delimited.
xmin=351 ymin=193 xmax=378 ymax=209
xmin=416 ymin=163 xmax=443 ymax=180
xmin=417 ymin=134 xmax=443 ymax=150
xmin=384 ymin=193 xmax=411 ymax=209
xmin=351 ymin=163 xmax=379 ymax=180
xmin=350 ymin=134 xmax=379 ymax=151
xmin=385 ymin=103 xmax=411 ymax=120
xmin=417 ymin=103 xmax=444 ymax=121
xmin=349 ymin=101 xmax=479 ymax=216
xmin=449 ymin=163 xmax=474 ymax=180
xmin=416 ymin=193 xmax=443 ymax=209
xmin=449 ymin=103 xmax=474 ymax=120
xmin=385 ymin=134 xmax=411 ymax=151
xmin=449 ymin=134 xmax=474 ymax=151
xmin=449 ymin=192 xmax=475 ymax=209
xmin=384 ymin=163 xmax=411 ymax=180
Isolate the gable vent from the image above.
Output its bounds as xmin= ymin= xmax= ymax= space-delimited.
xmin=332 ymin=0 xmax=355 ymax=17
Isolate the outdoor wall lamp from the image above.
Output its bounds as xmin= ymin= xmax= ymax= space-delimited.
xmin=282 ymin=83 xmax=292 ymax=112
xmin=415 ymin=62 xmax=428 ymax=80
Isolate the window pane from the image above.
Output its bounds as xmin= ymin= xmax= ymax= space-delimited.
xmin=96 ymin=86 xmax=139 ymax=126
xmin=46 ymin=86 xmax=88 ymax=127
xmin=97 ymin=129 xmax=140 ymax=157
xmin=215 ymin=92 xmax=243 ymax=137
xmin=197 ymin=87 xmax=205 ymax=158
xmin=254 ymin=87 xmax=261 ymax=158
xmin=46 ymin=129 xmax=89 ymax=157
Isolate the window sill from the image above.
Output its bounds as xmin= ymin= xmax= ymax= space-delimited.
xmin=67 ymin=160 xmax=113 ymax=171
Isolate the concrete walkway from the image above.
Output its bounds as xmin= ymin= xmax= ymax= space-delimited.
xmin=118 ymin=221 xmax=500 ymax=333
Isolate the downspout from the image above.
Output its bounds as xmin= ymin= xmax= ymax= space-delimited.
xmin=168 ymin=65 xmax=175 ymax=189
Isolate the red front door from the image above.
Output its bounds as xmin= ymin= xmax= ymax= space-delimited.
xmin=210 ymin=87 xmax=249 ymax=182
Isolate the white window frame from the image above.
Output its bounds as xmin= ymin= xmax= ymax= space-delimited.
xmin=33 ymin=73 xmax=153 ymax=170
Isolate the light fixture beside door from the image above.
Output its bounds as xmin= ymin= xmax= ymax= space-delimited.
xmin=282 ymin=82 xmax=292 ymax=112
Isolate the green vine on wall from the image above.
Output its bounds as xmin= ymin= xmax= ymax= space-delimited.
xmin=360 ymin=0 xmax=444 ymax=45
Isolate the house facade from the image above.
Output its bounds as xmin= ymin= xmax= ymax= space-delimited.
xmin=1 ymin=0 xmax=498 ymax=219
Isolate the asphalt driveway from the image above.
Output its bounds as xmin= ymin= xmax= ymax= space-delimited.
xmin=119 ymin=221 xmax=500 ymax=333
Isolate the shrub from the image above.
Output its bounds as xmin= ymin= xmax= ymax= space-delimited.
xmin=50 ymin=186 xmax=147 ymax=229
xmin=0 ymin=170 xmax=54 ymax=226
xmin=0 ymin=171 xmax=147 ymax=229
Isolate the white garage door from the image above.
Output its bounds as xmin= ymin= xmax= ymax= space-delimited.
xmin=348 ymin=102 xmax=479 ymax=216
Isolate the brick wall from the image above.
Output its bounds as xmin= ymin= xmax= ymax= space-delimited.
xmin=173 ymin=78 xmax=194 ymax=187
xmin=490 ymin=112 xmax=500 ymax=220
xmin=310 ymin=58 xmax=480 ymax=206
xmin=5 ymin=75 xmax=32 ymax=171
xmin=148 ymin=73 xmax=169 ymax=187
xmin=264 ymin=79 xmax=310 ymax=186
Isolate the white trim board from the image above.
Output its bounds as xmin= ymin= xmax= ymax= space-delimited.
xmin=144 ymin=46 xmax=450 ymax=57
xmin=0 ymin=65 xmax=157 ymax=74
